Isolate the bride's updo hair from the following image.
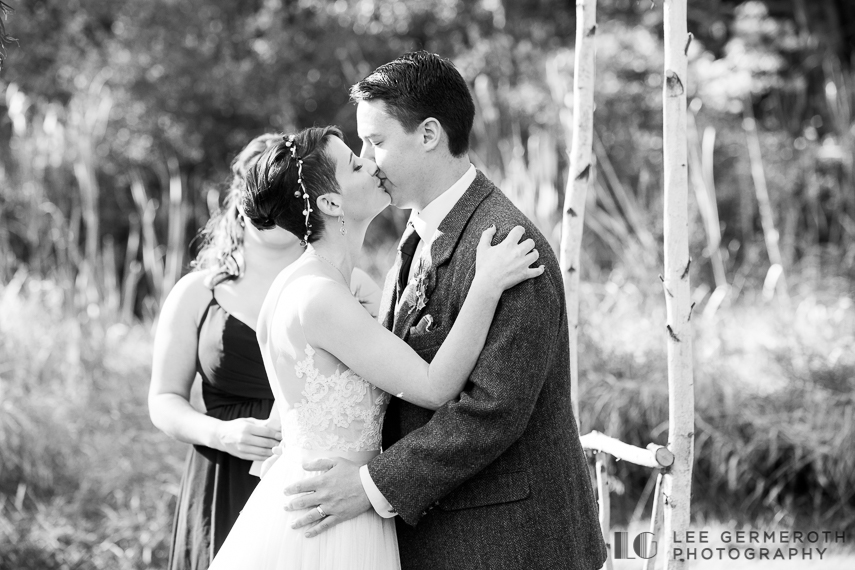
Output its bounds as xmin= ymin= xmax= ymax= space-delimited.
xmin=243 ymin=126 xmax=344 ymax=244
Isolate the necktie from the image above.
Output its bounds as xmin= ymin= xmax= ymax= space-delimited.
xmin=396 ymin=222 xmax=421 ymax=299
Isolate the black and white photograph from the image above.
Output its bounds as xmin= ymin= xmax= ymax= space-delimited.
xmin=0 ymin=1 xmax=853 ymax=569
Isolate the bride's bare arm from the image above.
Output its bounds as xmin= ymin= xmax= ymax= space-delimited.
xmin=303 ymin=226 xmax=542 ymax=410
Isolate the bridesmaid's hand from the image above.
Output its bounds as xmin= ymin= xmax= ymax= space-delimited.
xmin=215 ymin=417 xmax=282 ymax=461
xmin=473 ymin=225 xmax=544 ymax=297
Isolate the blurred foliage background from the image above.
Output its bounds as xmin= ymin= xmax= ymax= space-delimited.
xmin=1 ymin=0 xmax=854 ymax=568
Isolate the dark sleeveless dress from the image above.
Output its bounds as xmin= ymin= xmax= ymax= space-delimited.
xmin=167 ymin=293 xmax=275 ymax=570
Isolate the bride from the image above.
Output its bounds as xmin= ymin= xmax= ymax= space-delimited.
xmin=208 ymin=126 xmax=543 ymax=570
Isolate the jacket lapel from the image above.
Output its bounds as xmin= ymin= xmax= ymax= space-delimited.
xmin=390 ymin=171 xmax=495 ymax=340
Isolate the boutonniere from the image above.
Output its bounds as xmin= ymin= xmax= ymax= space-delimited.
xmin=408 ymin=259 xmax=430 ymax=315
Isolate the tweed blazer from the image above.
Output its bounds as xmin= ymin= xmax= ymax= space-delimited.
xmin=367 ymin=171 xmax=607 ymax=570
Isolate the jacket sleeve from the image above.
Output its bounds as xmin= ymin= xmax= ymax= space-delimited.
xmin=366 ymin=257 xmax=564 ymax=526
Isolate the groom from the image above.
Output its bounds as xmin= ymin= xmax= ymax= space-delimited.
xmin=286 ymin=51 xmax=607 ymax=569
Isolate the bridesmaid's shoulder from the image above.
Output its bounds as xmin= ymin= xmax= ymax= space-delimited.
xmin=161 ymin=269 xmax=215 ymax=317
xmin=173 ymin=269 xmax=214 ymax=295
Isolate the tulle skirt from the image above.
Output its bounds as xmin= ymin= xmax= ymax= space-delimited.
xmin=208 ymin=447 xmax=400 ymax=570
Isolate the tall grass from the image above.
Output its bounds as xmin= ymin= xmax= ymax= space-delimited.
xmin=1 ymin=82 xmax=186 ymax=322
xmin=2 ymin=266 xmax=852 ymax=569
xmin=0 ymin=81 xmax=192 ymax=569
xmin=578 ymin=276 xmax=855 ymax=530
xmin=0 ymin=276 xmax=185 ymax=570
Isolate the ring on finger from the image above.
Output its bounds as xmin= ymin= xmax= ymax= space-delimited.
xmin=316 ymin=505 xmax=327 ymax=518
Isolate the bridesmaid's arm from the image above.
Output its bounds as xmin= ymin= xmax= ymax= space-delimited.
xmin=148 ymin=272 xmax=280 ymax=462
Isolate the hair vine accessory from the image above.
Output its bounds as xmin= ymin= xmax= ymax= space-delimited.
xmin=284 ymin=134 xmax=312 ymax=246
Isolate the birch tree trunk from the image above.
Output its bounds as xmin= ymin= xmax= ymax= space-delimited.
xmin=595 ymin=454 xmax=614 ymax=570
xmin=661 ymin=1 xmax=695 ymax=568
xmin=559 ymin=0 xmax=597 ymax=428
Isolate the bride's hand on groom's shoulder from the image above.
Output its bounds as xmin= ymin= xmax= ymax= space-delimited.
xmin=473 ymin=224 xmax=545 ymax=296
xmin=282 ymin=457 xmax=371 ymax=538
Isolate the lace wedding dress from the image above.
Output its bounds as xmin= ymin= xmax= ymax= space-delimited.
xmin=208 ymin=279 xmax=401 ymax=570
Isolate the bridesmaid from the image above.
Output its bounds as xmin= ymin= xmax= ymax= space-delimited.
xmin=148 ymin=133 xmax=381 ymax=569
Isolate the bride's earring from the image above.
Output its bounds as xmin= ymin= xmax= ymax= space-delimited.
xmin=339 ymin=214 xmax=347 ymax=235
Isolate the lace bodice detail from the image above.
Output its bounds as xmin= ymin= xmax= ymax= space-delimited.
xmin=281 ymin=345 xmax=389 ymax=453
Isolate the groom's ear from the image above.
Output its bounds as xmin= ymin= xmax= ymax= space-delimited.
xmin=315 ymin=193 xmax=343 ymax=217
xmin=419 ymin=117 xmax=442 ymax=152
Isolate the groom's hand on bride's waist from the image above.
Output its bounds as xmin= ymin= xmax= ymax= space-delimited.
xmin=283 ymin=457 xmax=371 ymax=537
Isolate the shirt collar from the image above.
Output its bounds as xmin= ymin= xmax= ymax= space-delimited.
xmin=408 ymin=164 xmax=476 ymax=243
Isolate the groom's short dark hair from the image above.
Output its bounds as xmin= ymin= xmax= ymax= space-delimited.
xmin=350 ymin=51 xmax=475 ymax=158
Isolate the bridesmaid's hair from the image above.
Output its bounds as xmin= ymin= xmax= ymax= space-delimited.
xmin=243 ymin=126 xmax=343 ymax=245
xmin=192 ymin=133 xmax=282 ymax=286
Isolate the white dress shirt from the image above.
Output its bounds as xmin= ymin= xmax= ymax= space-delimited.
xmin=359 ymin=164 xmax=476 ymax=518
